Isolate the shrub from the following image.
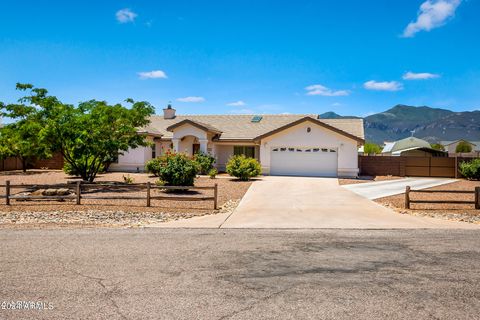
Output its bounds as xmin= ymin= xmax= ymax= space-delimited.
xmin=208 ymin=168 xmax=218 ymax=179
xmin=123 ymin=174 xmax=134 ymax=184
xmin=154 ymin=178 xmax=165 ymax=186
xmin=145 ymin=158 xmax=162 ymax=177
xmin=193 ymin=152 xmax=216 ymax=175
xmin=459 ymin=159 xmax=480 ymax=180
xmin=456 ymin=141 xmax=472 ymax=153
xmin=145 ymin=152 xmax=199 ymax=186
xmin=226 ymin=155 xmax=261 ymax=181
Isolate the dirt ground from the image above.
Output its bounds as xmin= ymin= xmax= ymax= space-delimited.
xmin=375 ymin=180 xmax=480 ymax=224
xmin=338 ymin=175 xmax=402 ymax=185
xmin=0 ymin=170 xmax=253 ymax=228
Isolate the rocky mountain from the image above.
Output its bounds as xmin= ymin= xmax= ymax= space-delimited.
xmin=320 ymin=105 xmax=480 ymax=144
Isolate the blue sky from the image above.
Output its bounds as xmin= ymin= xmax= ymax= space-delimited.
xmin=1 ymin=0 xmax=479 ymax=118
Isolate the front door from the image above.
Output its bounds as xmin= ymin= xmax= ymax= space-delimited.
xmin=193 ymin=143 xmax=200 ymax=155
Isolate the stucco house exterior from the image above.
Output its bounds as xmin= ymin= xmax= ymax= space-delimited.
xmin=109 ymin=105 xmax=365 ymax=178
xmin=440 ymin=140 xmax=480 ymax=157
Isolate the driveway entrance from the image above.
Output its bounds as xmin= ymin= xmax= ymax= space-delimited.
xmin=220 ymin=176 xmax=477 ymax=229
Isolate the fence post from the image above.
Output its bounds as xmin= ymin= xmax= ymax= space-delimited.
xmin=76 ymin=181 xmax=81 ymax=205
xmin=5 ymin=180 xmax=10 ymax=205
xmin=214 ymin=183 xmax=218 ymax=210
xmin=405 ymin=186 xmax=410 ymax=209
xmin=146 ymin=182 xmax=151 ymax=207
xmin=475 ymin=187 xmax=480 ymax=210
xmin=455 ymin=156 xmax=458 ymax=178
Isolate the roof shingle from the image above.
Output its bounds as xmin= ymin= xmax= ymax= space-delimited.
xmin=145 ymin=114 xmax=364 ymax=141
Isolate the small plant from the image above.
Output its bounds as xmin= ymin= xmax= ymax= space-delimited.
xmin=459 ymin=159 xmax=480 ymax=180
xmin=208 ymin=168 xmax=218 ymax=179
xmin=123 ymin=174 xmax=134 ymax=184
xmin=154 ymin=178 xmax=165 ymax=186
xmin=226 ymin=155 xmax=261 ymax=181
xmin=146 ymin=151 xmax=199 ymax=186
xmin=193 ymin=152 xmax=216 ymax=175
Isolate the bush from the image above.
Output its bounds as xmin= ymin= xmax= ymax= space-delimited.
xmin=193 ymin=152 xmax=216 ymax=175
xmin=459 ymin=159 xmax=480 ymax=180
xmin=145 ymin=158 xmax=162 ymax=177
xmin=226 ymin=155 xmax=261 ymax=181
xmin=123 ymin=174 xmax=134 ymax=184
xmin=363 ymin=142 xmax=382 ymax=155
xmin=208 ymin=168 xmax=217 ymax=179
xmin=145 ymin=152 xmax=199 ymax=186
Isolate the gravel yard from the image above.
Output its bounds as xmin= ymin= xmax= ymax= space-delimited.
xmin=0 ymin=170 xmax=252 ymax=228
xmin=338 ymin=175 xmax=402 ymax=185
xmin=375 ymin=180 xmax=480 ymax=224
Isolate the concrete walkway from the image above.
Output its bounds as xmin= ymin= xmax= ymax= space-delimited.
xmin=342 ymin=177 xmax=457 ymax=200
xmin=152 ymin=176 xmax=478 ymax=229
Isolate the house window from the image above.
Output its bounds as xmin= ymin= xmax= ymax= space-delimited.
xmin=151 ymin=144 xmax=156 ymax=159
xmin=234 ymin=146 xmax=255 ymax=158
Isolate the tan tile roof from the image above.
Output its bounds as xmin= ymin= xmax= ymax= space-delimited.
xmin=146 ymin=114 xmax=364 ymax=141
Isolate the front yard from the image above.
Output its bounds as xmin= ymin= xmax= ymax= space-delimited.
xmin=376 ymin=179 xmax=480 ymax=224
xmin=0 ymin=170 xmax=252 ymax=228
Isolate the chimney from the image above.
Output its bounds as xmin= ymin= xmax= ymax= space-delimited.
xmin=163 ymin=103 xmax=176 ymax=119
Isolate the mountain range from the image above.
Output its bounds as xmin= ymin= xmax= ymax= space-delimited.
xmin=319 ymin=105 xmax=480 ymax=144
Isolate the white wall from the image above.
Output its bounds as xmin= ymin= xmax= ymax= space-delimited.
xmin=259 ymin=121 xmax=359 ymax=177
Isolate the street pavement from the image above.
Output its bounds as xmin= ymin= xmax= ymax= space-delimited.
xmin=1 ymin=228 xmax=480 ymax=319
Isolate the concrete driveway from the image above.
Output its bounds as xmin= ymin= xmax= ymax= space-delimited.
xmin=156 ymin=176 xmax=477 ymax=229
xmin=342 ymin=177 xmax=457 ymax=200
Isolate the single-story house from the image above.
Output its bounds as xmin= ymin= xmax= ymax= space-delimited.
xmin=440 ymin=140 xmax=480 ymax=157
xmin=109 ymin=105 xmax=365 ymax=177
xmin=381 ymin=137 xmax=447 ymax=157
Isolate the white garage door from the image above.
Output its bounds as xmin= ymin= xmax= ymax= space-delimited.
xmin=270 ymin=147 xmax=338 ymax=177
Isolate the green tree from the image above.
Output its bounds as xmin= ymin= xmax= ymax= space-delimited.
xmin=1 ymin=84 xmax=154 ymax=182
xmin=430 ymin=143 xmax=445 ymax=151
xmin=0 ymin=92 xmax=52 ymax=172
xmin=455 ymin=141 xmax=472 ymax=153
xmin=363 ymin=142 xmax=382 ymax=155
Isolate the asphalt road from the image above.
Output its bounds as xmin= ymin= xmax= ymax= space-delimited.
xmin=1 ymin=228 xmax=479 ymax=320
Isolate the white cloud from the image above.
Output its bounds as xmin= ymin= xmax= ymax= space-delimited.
xmin=176 ymin=96 xmax=205 ymax=103
xmin=403 ymin=71 xmax=440 ymax=80
xmin=331 ymin=102 xmax=342 ymax=107
xmin=137 ymin=70 xmax=167 ymax=79
xmin=116 ymin=8 xmax=138 ymax=23
xmin=402 ymin=0 xmax=461 ymax=37
xmin=305 ymin=84 xmax=350 ymax=96
xmin=363 ymin=80 xmax=403 ymax=91
xmin=226 ymin=100 xmax=246 ymax=107
xmin=229 ymin=108 xmax=254 ymax=114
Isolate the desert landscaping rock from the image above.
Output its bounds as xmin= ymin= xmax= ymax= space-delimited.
xmin=0 ymin=170 xmax=250 ymax=228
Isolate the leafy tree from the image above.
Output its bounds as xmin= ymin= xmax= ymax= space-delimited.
xmin=363 ymin=142 xmax=382 ymax=155
xmin=0 ymin=93 xmax=52 ymax=172
xmin=430 ymin=143 xmax=445 ymax=151
xmin=0 ymin=84 xmax=154 ymax=182
xmin=455 ymin=141 xmax=472 ymax=153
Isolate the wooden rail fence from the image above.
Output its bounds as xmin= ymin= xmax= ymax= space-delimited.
xmin=405 ymin=186 xmax=480 ymax=210
xmin=1 ymin=181 xmax=218 ymax=209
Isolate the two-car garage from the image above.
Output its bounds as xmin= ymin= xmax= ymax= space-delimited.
xmin=270 ymin=146 xmax=338 ymax=177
